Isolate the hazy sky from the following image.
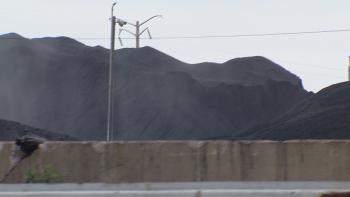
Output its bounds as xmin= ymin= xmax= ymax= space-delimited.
xmin=1 ymin=0 xmax=350 ymax=92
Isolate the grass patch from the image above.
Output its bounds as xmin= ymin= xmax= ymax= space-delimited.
xmin=25 ymin=164 xmax=63 ymax=183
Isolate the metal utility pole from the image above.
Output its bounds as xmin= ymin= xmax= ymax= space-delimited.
xmin=107 ymin=2 xmax=127 ymax=142
xmin=118 ymin=15 xmax=162 ymax=48
xmin=107 ymin=2 xmax=117 ymax=142
xmin=135 ymin=21 xmax=140 ymax=48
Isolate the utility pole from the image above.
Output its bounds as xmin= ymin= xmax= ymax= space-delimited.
xmin=118 ymin=15 xmax=162 ymax=48
xmin=136 ymin=21 xmax=140 ymax=48
xmin=107 ymin=2 xmax=117 ymax=142
xmin=107 ymin=2 xmax=127 ymax=142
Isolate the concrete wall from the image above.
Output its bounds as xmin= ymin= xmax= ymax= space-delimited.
xmin=2 ymin=182 xmax=350 ymax=197
xmin=1 ymin=190 xmax=350 ymax=197
xmin=1 ymin=141 xmax=350 ymax=183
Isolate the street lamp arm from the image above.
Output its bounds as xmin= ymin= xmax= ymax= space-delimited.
xmin=139 ymin=15 xmax=162 ymax=27
xmin=126 ymin=21 xmax=137 ymax=27
xmin=111 ymin=2 xmax=118 ymax=17
xmin=119 ymin=28 xmax=136 ymax=36
xmin=138 ymin=27 xmax=149 ymax=36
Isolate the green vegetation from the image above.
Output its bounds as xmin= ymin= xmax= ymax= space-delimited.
xmin=25 ymin=165 xmax=63 ymax=183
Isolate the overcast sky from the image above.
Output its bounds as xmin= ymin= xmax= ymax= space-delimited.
xmin=1 ymin=0 xmax=350 ymax=92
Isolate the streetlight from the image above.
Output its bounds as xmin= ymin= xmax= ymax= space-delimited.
xmin=118 ymin=15 xmax=162 ymax=48
xmin=107 ymin=2 xmax=126 ymax=142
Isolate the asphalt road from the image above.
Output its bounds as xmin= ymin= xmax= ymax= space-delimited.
xmin=1 ymin=182 xmax=350 ymax=197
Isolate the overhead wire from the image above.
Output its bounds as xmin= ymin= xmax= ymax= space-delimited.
xmin=2 ymin=28 xmax=350 ymax=40
xmin=141 ymin=28 xmax=350 ymax=40
xmin=69 ymin=28 xmax=350 ymax=40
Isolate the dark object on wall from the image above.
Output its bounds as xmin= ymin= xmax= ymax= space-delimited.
xmin=15 ymin=135 xmax=45 ymax=156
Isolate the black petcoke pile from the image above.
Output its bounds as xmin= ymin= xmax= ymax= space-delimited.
xmin=0 ymin=33 xmax=311 ymax=140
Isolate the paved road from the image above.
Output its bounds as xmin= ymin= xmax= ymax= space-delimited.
xmin=1 ymin=182 xmax=350 ymax=197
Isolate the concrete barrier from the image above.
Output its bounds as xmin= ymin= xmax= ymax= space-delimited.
xmin=1 ymin=190 xmax=350 ymax=197
xmin=2 ymin=141 xmax=350 ymax=183
xmin=1 ymin=182 xmax=350 ymax=197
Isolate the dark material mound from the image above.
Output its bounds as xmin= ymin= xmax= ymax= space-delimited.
xmin=0 ymin=119 xmax=74 ymax=141
xmin=241 ymin=82 xmax=350 ymax=140
xmin=0 ymin=33 xmax=309 ymax=140
xmin=117 ymin=47 xmax=302 ymax=87
xmin=0 ymin=33 xmax=24 ymax=39
xmin=114 ymin=73 xmax=308 ymax=140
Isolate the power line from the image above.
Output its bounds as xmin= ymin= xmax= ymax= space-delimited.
xmin=2 ymin=28 xmax=350 ymax=40
xmin=145 ymin=28 xmax=350 ymax=40
xmin=60 ymin=28 xmax=350 ymax=40
xmin=86 ymin=28 xmax=350 ymax=40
